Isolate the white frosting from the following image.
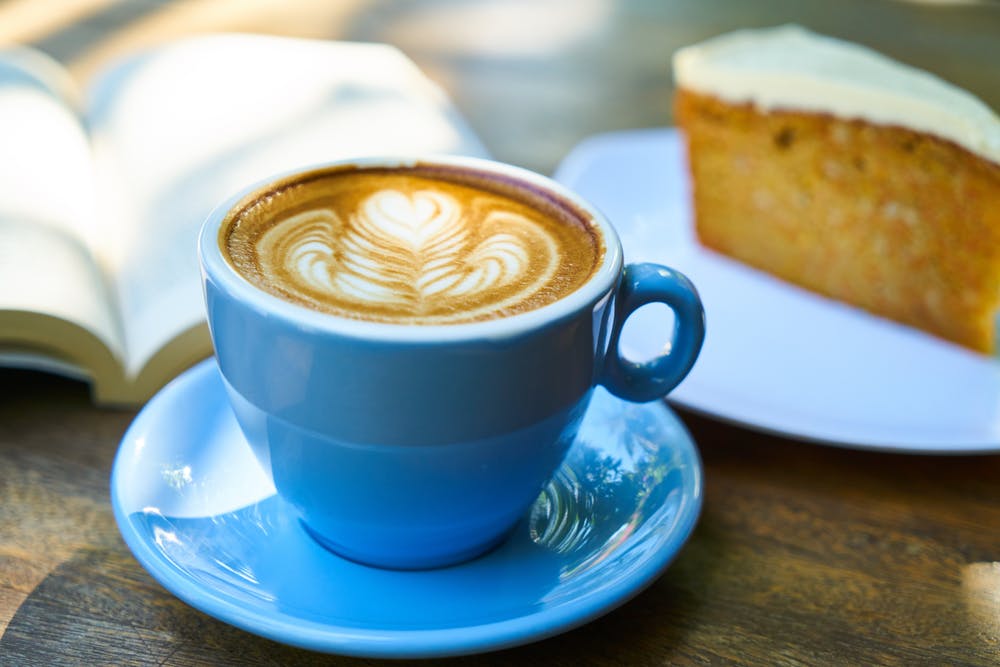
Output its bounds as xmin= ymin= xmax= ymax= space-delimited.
xmin=673 ymin=25 xmax=1000 ymax=165
xmin=258 ymin=189 xmax=559 ymax=320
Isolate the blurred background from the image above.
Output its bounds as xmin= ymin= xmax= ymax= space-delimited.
xmin=0 ymin=0 xmax=996 ymax=174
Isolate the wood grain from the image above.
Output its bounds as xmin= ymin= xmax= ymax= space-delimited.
xmin=1 ymin=1 xmax=999 ymax=664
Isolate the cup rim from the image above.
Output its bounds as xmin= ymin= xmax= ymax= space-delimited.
xmin=198 ymin=154 xmax=624 ymax=343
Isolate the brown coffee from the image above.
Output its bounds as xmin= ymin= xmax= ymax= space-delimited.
xmin=221 ymin=162 xmax=605 ymax=325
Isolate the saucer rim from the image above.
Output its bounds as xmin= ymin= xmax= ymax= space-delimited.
xmin=111 ymin=359 xmax=703 ymax=658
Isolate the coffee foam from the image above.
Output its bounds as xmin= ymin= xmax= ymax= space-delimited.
xmin=223 ymin=165 xmax=603 ymax=324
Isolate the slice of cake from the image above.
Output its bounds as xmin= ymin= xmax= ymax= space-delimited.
xmin=672 ymin=25 xmax=1000 ymax=353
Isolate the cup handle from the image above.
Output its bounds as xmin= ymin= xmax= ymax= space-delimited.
xmin=599 ymin=262 xmax=706 ymax=403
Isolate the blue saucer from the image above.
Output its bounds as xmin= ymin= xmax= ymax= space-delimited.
xmin=111 ymin=359 xmax=703 ymax=658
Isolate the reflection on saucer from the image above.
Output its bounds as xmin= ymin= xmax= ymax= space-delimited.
xmin=531 ymin=395 xmax=690 ymax=583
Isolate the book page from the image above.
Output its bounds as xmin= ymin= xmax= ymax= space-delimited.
xmin=0 ymin=48 xmax=124 ymax=366
xmin=86 ymin=34 xmax=489 ymax=380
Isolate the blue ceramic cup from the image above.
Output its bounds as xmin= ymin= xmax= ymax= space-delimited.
xmin=199 ymin=156 xmax=704 ymax=569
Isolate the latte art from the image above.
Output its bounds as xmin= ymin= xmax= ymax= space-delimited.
xmin=223 ymin=165 xmax=603 ymax=324
xmin=259 ymin=190 xmax=559 ymax=319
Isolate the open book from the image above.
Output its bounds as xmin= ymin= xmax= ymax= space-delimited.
xmin=0 ymin=34 xmax=488 ymax=405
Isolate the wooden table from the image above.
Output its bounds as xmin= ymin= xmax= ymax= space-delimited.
xmin=2 ymin=1 xmax=999 ymax=664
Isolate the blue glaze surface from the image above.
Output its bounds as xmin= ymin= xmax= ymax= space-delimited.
xmin=224 ymin=372 xmax=590 ymax=569
xmin=111 ymin=359 xmax=703 ymax=658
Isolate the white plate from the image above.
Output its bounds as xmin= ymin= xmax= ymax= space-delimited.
xmin=555 ymin=128 xmax=1000 ymax=452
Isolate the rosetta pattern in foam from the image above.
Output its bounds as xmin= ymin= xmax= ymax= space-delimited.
xmin=256 ymin=189 xmax=560 ymax=322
